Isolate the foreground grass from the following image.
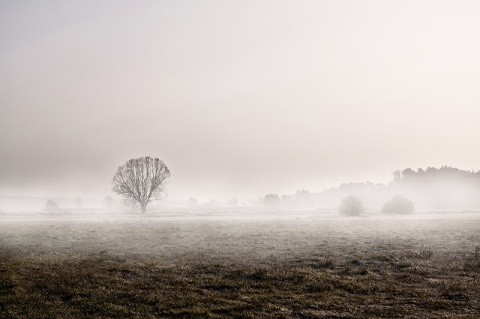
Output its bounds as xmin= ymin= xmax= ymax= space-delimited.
xmin=1 ymin=249 xmax=479 ymax=319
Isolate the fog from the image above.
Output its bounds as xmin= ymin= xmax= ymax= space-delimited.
xmin=1 ymin=1 xmax=480 ymax=201
xmin=0 ymin=1 xmax=480 ymax=280
xmin=1 ymin=165 xmax=479 ymax=213
xmin=3 ymin=2 xmax=480 ymax=316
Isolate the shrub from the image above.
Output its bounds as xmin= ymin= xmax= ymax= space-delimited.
xmin=338 ymin=195 xmax=364 ymax=216
xmin=381 ymin=195 xmax=414 ymax=214
xmin=264 ymin=194 xmax=281 ymax=208
xmin=44 ymin=200 xmax=59 ymax=213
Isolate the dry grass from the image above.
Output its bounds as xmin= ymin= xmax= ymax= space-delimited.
xmin=1 ymin=211 xmax=479 ymax=318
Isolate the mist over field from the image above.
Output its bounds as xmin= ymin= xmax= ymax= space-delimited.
xmin=1 ymin=167 xmax=479 ymax=318
xmin=1 ymin=1 xmax=480 ymax=318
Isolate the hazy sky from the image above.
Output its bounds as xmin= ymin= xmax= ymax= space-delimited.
xmin=1 ymin=1 xmax=479 ymax=201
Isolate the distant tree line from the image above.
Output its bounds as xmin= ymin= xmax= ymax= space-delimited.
xmin=393 ymin=166 xmax=480 ymax=185
xmin=393 ymin=166 xmax=480 ymax=210
xmin=263 ymin=190 xmax=315 ymax=209
xmin=263 ymin=166 xmax=480 ymax=212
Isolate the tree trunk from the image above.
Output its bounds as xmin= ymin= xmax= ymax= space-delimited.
xmin=140 ymin=203 xmax=146 ymax=213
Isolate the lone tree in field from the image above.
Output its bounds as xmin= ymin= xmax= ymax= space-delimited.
xmin=112 ymin=156 xmax=170 ymax=213
xmin=338 ymin=195 xmax=364 ymax=216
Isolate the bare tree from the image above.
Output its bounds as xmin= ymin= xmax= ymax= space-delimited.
xmin=112 ymin=156 xmax=170 ymax=213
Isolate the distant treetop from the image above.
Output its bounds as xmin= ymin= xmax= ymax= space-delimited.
xmin=393 ymin=166 xmax=480 ymax=184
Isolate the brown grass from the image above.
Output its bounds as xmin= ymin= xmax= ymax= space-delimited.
xmin=1 ymin=211 xmax=479 ymax=318
xmin=1 ymin=248 xmax=479 ymax=318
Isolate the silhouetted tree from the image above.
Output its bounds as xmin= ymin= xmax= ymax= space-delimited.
xmin=381 ymin=195 xmax=414 ymax=214
xmin=112 ymin=156 xmax=170 ymax=213
xmin=338 ymin=195 xmax=364 ymax=216
xmin=392 ymin=170 xmax=402 ymax=184
xmin=395 ymin=166 xmax=480 ymax=185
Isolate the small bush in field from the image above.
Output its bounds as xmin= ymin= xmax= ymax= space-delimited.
xmin=44 ymin=200 xmax=59 ymax=213
xmin=381 ymin=195 xmax=414 ymax=214
xmin=338 ymin=195 xmax=364 ymax=216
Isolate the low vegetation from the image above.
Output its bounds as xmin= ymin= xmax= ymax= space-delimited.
xmin=44 ymin=199 xmax=59 ymax=213
xmin=338 ymin=195 xmax=364 ymax=216
xmin=1 ymin=248 xmax=479 ymax=318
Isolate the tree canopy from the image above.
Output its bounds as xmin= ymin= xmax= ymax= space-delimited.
xmin=112 ymin=156 xmax=170 ymax=213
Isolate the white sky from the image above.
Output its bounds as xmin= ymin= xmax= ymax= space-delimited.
xmin=1 ymin=0 xmax=480 ymax=201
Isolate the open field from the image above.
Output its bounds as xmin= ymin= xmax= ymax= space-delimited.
xmin=1 ymin=211 xmax=479 ymax=318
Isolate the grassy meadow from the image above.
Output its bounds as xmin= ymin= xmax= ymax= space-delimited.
xmin=1 ymin=210 xmax=479 ymax=318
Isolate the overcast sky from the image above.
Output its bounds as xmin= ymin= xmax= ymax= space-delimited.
xmin=1 ymin=1 xmax=479 ymax=201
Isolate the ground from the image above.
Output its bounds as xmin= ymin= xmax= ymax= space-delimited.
xmin=1 ymin=210 xmax=479 ymax=318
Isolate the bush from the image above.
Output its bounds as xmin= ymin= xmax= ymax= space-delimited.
xmin=338 ymin=195 xmax=364 ymax=216
xmin=44 ymin=200 xmax=59 ymax=213
xmin=381 ymin=195 xmax=414 ymax=214
xmin=264 ymin=194 xmax=281 ymax=208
